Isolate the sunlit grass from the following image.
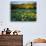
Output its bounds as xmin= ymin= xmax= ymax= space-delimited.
xmin=11 ymin=8 xmax=36 ymax=21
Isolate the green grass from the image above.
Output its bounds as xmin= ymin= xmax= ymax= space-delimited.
xmin=11 ymin=8 xmax=36 ymax=21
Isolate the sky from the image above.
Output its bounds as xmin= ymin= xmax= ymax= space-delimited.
xmin=11 ymin=1 xmax=36 ymax=4
xmin=0 ymin=0 xmax=46 ymax=46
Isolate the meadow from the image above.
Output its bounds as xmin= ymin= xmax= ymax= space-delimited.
xmin=11 ymin=8 xmax=36 ymax=21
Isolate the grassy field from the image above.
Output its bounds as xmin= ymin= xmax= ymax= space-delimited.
xmin=11 ymin=8 xmax=36 ymax=21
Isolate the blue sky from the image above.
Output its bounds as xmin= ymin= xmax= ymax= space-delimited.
xmin=11 ymin=1 xmax=36 ymax=4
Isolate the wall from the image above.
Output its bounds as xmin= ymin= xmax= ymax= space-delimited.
xmin=0 ymin=35 xmax=23 ymax=46
xmin=33 ymin=43 xmax=46 ymax=46
xmin=0 ymin=0 xmax=46 ymax=46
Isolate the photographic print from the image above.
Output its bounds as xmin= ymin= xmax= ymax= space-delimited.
xmin=11 ymin=1 xmax=36 ymax=21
